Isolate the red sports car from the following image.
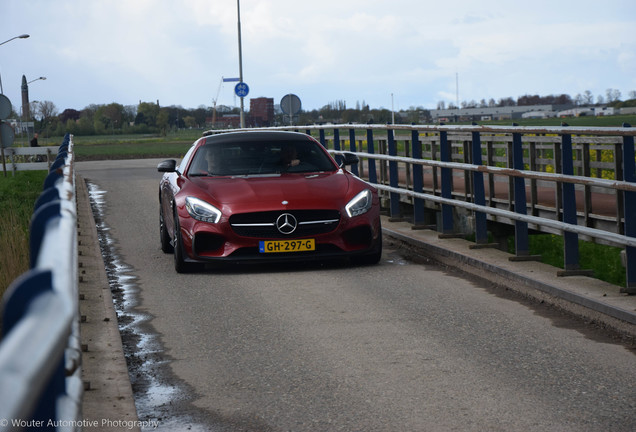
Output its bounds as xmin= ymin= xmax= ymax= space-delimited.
xmin=158 ymin=130 xmax=382 ymax=272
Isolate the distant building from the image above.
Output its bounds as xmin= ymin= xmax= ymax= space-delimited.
xmin=557 ymin=107 xmax=594 ymax=117
xmin=522 ymin=111 xmax=557 ymax=119
xmin=594 ymin=106 xmax=616 ymax=116
xmin=249 ymin=97 xmax=274 ymax=127
xmin=430 ymin=104 xmax=573 ymax=123
xmin=211 ymin=114 xmax=240 ymax=129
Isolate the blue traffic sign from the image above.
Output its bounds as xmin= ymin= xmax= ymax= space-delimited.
xmin=234 ymin=82 xmax=249 ymax=98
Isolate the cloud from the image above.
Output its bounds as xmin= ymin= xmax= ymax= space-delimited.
xmin=2 ymin=0 xmax=635 ymax=111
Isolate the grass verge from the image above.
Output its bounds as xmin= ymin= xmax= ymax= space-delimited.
xmin=524 ymin=234 xmax=625 ymax=286
xmin=0 ymin=171 xmax=48 ymax=313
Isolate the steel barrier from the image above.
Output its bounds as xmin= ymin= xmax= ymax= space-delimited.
xmin=0 ymin=134 xmax=81 ymax=431
xmin=206 ymin=123 xmax=636 ymax=293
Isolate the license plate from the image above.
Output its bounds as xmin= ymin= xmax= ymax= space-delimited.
xmin=259 ymin=239 xmax=316 ymax=253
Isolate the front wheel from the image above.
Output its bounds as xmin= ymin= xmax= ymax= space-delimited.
xmin=160 ymin=207 xmax=173 ymax=253
xmin=173 ymin=212 xmax=200 ymax=273
xmin=351 ymin=235 xmax=382 ymax=265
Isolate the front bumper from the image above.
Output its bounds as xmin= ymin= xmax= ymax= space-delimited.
xmin=180 ymin=209 xmax=381 ymax=263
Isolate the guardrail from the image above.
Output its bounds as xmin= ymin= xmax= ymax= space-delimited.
xmin=1 ymin=146 xmax=59 ymax=175
xmin=206 ymin=123 xmax=636 ymax=293
xmin=0 ymin=134 xmax=81 ymax=431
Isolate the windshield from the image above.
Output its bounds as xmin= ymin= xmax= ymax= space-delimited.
xmin=188 ymin=139 xmax=338 ymax=176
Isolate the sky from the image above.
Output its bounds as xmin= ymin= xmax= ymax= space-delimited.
xmin=1 ymin=0 xmax=635 ymax=114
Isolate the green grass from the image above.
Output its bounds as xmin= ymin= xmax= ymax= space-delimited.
xmin=523 ymin=235 xmax=626 ymax=286
xmin=0 ymin=171 xmax=48 ymax=307
xmin=73 ymin=141 xmax=193 ymax=160
xmin=72 ymin=130 xmax=202 ymax=160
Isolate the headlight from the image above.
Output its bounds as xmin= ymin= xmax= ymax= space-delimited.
xmin=345 ymin=189 xmax=373 ymax=217
xmin=185 ymin=197 xmax=222 ymax=223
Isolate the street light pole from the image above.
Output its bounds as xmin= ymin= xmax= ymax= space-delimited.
xmin=22 ymin=76 xmax=46 ymax=139
xmin=27 ymin=77 xmax=46 ymax=85
xmin=237 ymin=0 xmax=245 ymax=128
xmin=0 ymin=34 xmax=30 ymax=93
xmin=0 ymin=34 xmax=29 ymax=47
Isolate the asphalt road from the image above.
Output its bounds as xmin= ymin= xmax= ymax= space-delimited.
xmin=77 ymin=159 xmax=636 ymax=432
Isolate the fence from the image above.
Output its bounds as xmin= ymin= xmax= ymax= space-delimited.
xmin=0 ymin=134 xmax=81 ymax=430
xmin=1 ymin=146 xmax=59 ymax=176
xmin=207 ymin=123 xmax=636 ymax=293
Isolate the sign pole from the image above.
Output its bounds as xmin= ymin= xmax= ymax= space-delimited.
xmin=237 ymin=0 xmax=245 ymax=128
xmin=0 ymin=130 xmax=6 ymax=177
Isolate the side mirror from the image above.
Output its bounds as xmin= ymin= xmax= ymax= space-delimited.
xmin=340 ymin=152 xmax=359 ymax=166
xmin=158 ymin=159 xmax=177 ymax=173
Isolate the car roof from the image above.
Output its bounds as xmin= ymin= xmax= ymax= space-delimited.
xmin=202 ymin=130 xmax=315 ymax=145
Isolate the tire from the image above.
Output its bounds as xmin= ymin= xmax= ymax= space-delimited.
xmin=160 ymin=207 xmax=173 ymax=253
xmin=351 ymin=235 xmax=383 ymax=265
xmin=173 ymin=212 xmax=199 ymax=273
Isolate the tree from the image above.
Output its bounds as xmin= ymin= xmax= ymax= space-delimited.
xmin=183 ymin=116 xmax=196 ymax=128
xmin=574 ymin=94 xmax=583 ymax=106
xmin=30 ymin=100 xmax=58 ymax=134
xmin=497 ymin=97 xmax=515 ymax=107
xmin=136 ymin=102 xmax=160 ymax=126
xmin=517 ymin=94 xmax=540 ymax=106
xmin=97 ymin=103 xmax=124 ymax=130
xmin=32 ymin=100 xmax=57 ymax=121
xmin=192 ymin=106 xmax=208 ymax=127
xmin=156 ymin=109 xmax=170 ymax=135
xmin=123 ymin=105 xmax=137 ymax=127
xmin=606 ymin=88 xmax=621 ymax=103
xmin=553 ymin=94 xmax=573 ymax=105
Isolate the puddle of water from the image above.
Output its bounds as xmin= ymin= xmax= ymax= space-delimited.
xmin=87 ymin=182 xmax=211 ymax=431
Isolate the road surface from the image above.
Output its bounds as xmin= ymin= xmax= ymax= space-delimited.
xmin=77 ymin=159 xmax=636 ymax=432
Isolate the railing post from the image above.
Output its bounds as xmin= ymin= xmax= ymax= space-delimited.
xmin=559 ymin=130 xmax=590 ymax=275
xmin=387 ymin=128 xmax=401 ymax=220
xmin=529 ymin=141 xmax=539 ymax=216
xmin=333 ymin=128 xmax=342 ymax=166
xmin=348 ymin=128 xmax=359 ymax=176
xmin=615 ymin=140 xmax=625 ymax=235
xmin=319 ymin=128 xmax=326 ymax=148
xmin=366 ymin=128 xmax=377 ymax=184
xmin=510 ymin=129 xmax=534 ymax=259
xmin=439 ymin=129 xmax=454 ymax=234
xmin=621 ymin=123 xmax=636 ymax=294
xmin=471 ymin=130 xmax=488 ymax=244
xmin=411 ymin=128 xmax=425 ymax=227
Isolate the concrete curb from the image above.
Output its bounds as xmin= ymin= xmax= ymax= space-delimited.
xmin=382 ymin=216 xmax=636 ymax=340
xmin=76 ymin=175 xmax=141 ymax=432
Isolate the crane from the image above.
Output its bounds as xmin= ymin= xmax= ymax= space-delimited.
xmin=212 ymin=77 xmax=240 ymax=127
xmin=212 ymin=77 xmax=224 ymax=126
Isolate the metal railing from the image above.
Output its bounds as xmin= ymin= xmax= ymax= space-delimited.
xmin=207 ymin=123 xmax=636 ymax=293
xmin=0 ymin=134 xmax=82 ymax=430
xmin=1 ymin=146 xmax=59 ymax=175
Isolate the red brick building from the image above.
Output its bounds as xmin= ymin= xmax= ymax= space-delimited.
xmin=249 ymin=97 xmax=274 ymax=127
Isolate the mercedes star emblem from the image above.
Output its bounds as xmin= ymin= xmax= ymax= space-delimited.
xmin=276 ymin=213 xmax=298 ymax=235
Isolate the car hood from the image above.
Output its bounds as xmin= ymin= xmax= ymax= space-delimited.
xmin=190 ymin=171 xmax=358 ymax=211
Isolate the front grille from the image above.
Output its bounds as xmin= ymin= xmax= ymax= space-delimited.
xmin=230 ymin=210 xmax=340 ymax=238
